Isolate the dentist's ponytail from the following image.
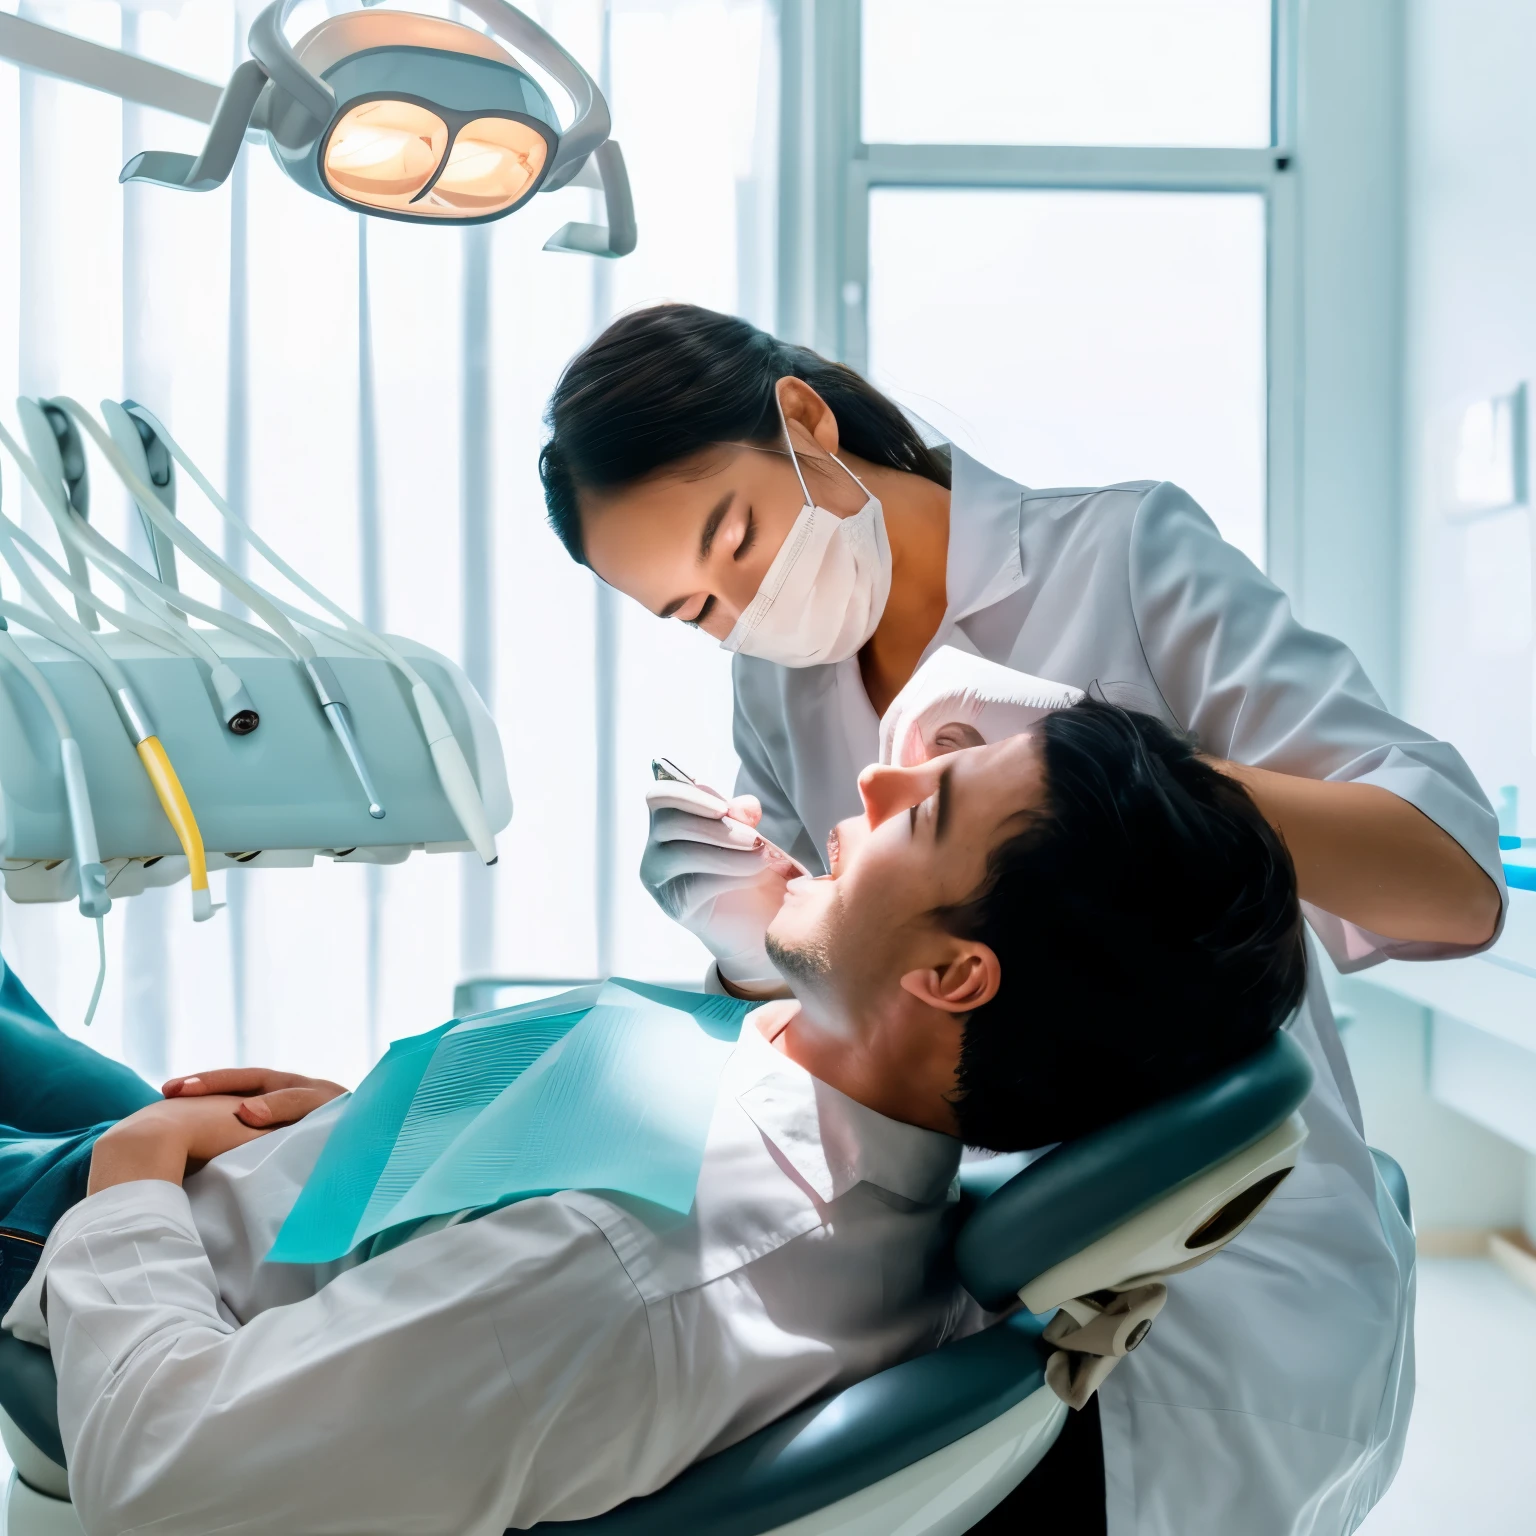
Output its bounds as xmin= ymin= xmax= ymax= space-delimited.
xmin=540 ymin=303 xmax=950 ymax=564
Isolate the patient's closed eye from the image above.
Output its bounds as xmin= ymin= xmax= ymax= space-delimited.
xmin=929 ymin=722 xmax=986 ymax=756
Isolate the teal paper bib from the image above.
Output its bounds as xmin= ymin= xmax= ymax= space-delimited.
xmin=268 ymin=980 xmax=755 ymax=1265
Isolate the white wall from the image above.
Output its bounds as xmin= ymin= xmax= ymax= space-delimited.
xmin=1342 ymin=0 xmax=1536 ymax=1237
xmin=1339 ymin=978 xmax=1530 ymax=1231
xmin=1400 ymin=0 xmax=1536 ymax=820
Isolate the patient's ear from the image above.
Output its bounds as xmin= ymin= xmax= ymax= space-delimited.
xmin=900 ymin=944 xmax=1001 ymax=1014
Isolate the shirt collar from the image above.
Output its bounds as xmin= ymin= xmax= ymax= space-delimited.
xmin=939 ymin=444 xmax=1027 ymax=625
xmin=729 ymin=1017 xmax=961 ymax=1206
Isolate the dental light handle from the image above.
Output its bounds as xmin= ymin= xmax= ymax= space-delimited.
xmin=412 ymin=683 xmax=495 ymax=863
xmin=59 ymin=736 xmax=110 ymax=920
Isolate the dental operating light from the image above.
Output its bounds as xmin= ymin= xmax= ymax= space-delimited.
xmin=0 ymin=0 xmax=634 ymax=254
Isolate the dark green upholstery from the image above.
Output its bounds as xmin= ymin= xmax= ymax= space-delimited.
xmin=0 ymin=1333 xmax=64 ymax=1468
xmin=957 ymin=1031 xmax=1314 ymax=1309
xmin=538 ymin=1310 xmax=1053 ymax=1535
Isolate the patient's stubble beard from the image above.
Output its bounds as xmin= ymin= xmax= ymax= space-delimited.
xmin=763 ymin=928 xmax=835 ymax=990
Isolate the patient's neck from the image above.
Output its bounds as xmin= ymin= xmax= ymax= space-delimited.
xmin=754 ymin=997 xmax=961 ymax=1137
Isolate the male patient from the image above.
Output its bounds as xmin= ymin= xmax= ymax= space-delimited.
xmin=0 ymin=698 xmax=1306 ymax=1536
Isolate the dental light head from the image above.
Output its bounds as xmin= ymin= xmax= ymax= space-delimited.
xmin=120 ymin=0 xmax=635 ymax=255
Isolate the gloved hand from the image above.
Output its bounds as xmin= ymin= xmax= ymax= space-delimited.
xmin=640 ymin=779 xmax=793 ymax=992
xmin=879 ymin=646 xmax=1085 ymax=767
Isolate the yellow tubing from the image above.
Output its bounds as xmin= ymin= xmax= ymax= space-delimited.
xmin=135 ymin=735 xmax=209 ymax=899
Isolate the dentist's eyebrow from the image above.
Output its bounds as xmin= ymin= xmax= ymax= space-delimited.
xmin=935 ymin=766 xmax=954 ymax=842
xmin=657 ymin=493 xmax=736 ymax=617
xmin=698 ymin=493 xmax=734 ymax=559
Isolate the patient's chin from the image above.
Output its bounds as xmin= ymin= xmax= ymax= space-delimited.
xmin=764 ymin=929 xmax=833 ymax=989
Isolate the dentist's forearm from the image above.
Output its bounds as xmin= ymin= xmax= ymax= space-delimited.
xmin=1217 ymin=763 xmax=1501 ymax=947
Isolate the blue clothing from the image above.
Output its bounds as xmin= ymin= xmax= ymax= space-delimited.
xmin=0 ymin=959 xmax=157 ymax=1314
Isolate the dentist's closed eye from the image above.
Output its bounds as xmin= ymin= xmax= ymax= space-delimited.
xmin=685 ymin=595 xmax=718 ymax=628
xmin=735 ymin=508 xmax=757 ymax=561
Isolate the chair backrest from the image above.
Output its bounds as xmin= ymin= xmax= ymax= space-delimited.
xmin=956 ymin=1029 xmax=1314 ymax=1310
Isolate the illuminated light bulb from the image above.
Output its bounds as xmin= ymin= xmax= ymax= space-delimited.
xmin=430 ymin=117 xmax=547 ymax=212
xmin=324 ymin=100 xmax=447 ymax=205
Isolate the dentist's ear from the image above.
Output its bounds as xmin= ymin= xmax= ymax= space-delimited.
xmin=899 ymin=944 xmax=1001 ymax=1014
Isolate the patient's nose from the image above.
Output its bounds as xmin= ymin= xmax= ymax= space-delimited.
xmin=857 ymin=761 xmax=938 ymax=830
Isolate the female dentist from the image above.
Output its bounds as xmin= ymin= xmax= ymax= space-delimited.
xmin=538 ymin=303 xmax=1503 ymax=1536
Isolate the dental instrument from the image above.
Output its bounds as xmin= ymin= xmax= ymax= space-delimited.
xmin=0 ymin=612 xmax=108 ymax=924
xmin=121 ymin=405 xmax=499 ymax=863
xmin=651 ymin=757 xmax=810 ymax=877
xmin=16 ymin=400 xmax=97 ymax=633
xmin=0 ymin=580 xmax=216 ymax=923
xmin=4 ymin=409 xmax=263 ymax=735
xmin=48 ymin=400 xmax=388 ymax=820
xmin=101 ymin=401 xmax=179 ymax=591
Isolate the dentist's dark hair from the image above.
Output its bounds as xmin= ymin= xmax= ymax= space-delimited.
xmin=945 ymin=698 xmax=1308 ymax=1153
xmin=540 ymin=303 xmax=950 ymax=563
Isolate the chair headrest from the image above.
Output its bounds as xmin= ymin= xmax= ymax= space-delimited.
xmin=955 ymin=1029 xmax=1313 ymax=1311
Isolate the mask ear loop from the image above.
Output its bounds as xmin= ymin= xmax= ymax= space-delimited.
xmin=772 ymin=384 xmax=876 ymax=510
xmin=773 ymin=385 xmax=815 ymax=509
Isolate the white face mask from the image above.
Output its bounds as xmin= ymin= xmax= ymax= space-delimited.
xmin=721 ymin=410 xmax=893 ymax=668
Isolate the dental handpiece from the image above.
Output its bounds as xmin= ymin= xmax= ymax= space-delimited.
xmin=651 ymin=758 xmax=810 ymax=877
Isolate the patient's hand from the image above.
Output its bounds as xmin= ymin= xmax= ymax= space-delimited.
xmin=86 ymin=1071 xmax=347 ymax=1196
xmin=162 ymin=1067 xmax=346 ymax=1129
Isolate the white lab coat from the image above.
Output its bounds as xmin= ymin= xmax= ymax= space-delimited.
xmin=731 ymin=447 xmax=1507 ymax=1536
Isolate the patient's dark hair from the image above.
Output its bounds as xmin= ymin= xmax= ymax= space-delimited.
xmin=540 ymin=303 xmax=949 ymax=563
xmin=946 ymin=699 xmax=1307 ymax=1152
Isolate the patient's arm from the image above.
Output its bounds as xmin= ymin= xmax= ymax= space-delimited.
xmin=87 ymin=1070 xmax=346 ymax=1194
xmin=41 ymin=1182 xmax=658 ymax=1534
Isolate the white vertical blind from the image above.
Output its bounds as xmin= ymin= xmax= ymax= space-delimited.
xmin=0 ymin=0 xmax=776 ymax=1085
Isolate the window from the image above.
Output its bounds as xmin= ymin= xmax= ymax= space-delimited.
xmin=782 ymin=0 xmax=1291 ymax=571
xmin=862 ymin=0 xmax=1273 ymax=148
xmin=866 ymin=188 xmax=1268 ymax=566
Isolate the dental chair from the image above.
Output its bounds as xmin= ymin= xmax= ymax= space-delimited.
xmin=2 ymin=1027 xmax=1394 ymax=1536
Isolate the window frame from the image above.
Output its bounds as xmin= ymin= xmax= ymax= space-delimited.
xmin=777 ymin=0 xmax=1302 ymax=589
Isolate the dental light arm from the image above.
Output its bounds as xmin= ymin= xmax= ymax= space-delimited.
xmin=119 ymin=60 xmax=273 ymax=196
xmin=0 ymin=11 xmax=219 ymax=122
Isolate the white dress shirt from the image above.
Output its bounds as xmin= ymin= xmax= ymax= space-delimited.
xmin=730 ymin=447 xmax=1505 ymax=1536
xmin=4 ymin=1020 xmax=977 ymax=1536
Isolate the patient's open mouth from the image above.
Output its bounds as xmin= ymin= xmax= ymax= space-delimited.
xmin=825 ymin=826 xmax=840 ymax=875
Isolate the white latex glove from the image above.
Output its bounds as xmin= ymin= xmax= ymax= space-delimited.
xmin=879 ymin=646 xmax=1085 ymax=767
xmin=640 ymin=779 xmax=797 ymax=991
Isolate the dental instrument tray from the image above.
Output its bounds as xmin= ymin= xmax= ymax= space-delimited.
xmin=0 ymin=629 xmax=511 ymax=904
